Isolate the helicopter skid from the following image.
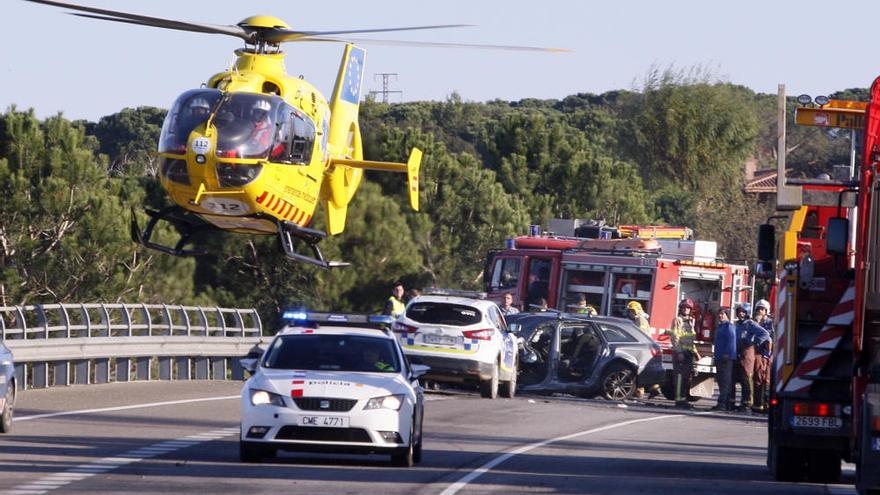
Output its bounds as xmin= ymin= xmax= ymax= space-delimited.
xmin=277 ymin=220 xmax=350 ymax=269
xmin=130 ymin=206 xmax=212 ymax=257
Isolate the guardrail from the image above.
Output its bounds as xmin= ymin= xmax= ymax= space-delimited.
xmin=0 ymin=303 xmax=265 ymax=390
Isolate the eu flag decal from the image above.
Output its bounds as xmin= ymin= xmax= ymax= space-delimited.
xmin=341 ymin=47 xmax=366 ymax=104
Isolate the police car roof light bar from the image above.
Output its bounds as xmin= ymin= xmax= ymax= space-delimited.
xmin=421 ymin=288 xmax=488 ymax=299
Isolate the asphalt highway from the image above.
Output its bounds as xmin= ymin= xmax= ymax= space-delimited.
xmin=0 ymin=382 xmax=859 ymax=494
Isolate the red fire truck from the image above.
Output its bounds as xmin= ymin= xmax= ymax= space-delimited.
xmin=761 ymin=83 xmax=880 ymax=492
xmin=484 ymin=223 xmax=752 ymax=398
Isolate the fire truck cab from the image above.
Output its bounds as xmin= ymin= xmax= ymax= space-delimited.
xmin=484 ymin=221 xmax=752 ymax=398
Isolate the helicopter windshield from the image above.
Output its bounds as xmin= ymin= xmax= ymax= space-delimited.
xmin=159 ymin=89 xmax=222 ymax=155
xmin=214 ymin=93 xmax=285 ymax=160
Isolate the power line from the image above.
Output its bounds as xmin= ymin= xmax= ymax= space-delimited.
xmin=368 ymin=73 xmax=403 ymax=104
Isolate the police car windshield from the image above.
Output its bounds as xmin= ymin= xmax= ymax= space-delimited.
xmin=263 ymin=334 xmax=400 ymax=373
xmin=406 ymin=302 xmax=482 ymax=326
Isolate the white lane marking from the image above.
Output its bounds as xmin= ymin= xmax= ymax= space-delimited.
xmin=13 ymin=395 xmax=239 ymax=423
xmin=1 ymin=427 xmax=238 ymax=495
xmin=439 ymin=413 xmax=686 ymax=495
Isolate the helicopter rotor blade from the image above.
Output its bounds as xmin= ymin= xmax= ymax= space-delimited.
xmin=295 ymin=36 xmax=572 ymax=53
xmin=263 ymin=24 xmax=473 ymax=44
xmin=24 ymin=0 xmax=250 ymax=41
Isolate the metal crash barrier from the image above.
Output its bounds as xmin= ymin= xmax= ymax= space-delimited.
xmin=0 ymin=303 xmax=264 ymax=389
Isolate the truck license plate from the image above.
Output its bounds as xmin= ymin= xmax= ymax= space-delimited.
xmin=791 ymin=415 xmax=842 ymax=429
xmin=300 ymin=416 xmax=349 ymax=428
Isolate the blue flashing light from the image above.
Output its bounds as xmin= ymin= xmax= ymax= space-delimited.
xmin=283 ymin=311 xmax=308 ymax=321
xmin=369 ymin=315 xmax=395 ymax=325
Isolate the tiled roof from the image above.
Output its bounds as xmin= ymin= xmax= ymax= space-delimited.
xmin=745 ymin=169 xmax=777 ymax=193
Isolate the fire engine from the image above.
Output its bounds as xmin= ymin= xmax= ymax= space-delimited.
xmin=761 ymin=83 xmax=880 ymax=492
xmin=483 ymin=220 xmax=752 ymax=398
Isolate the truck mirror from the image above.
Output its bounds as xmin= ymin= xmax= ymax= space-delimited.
xmin=826 ymin=217 xmax=849 ymax=255
xmin=757 ymin=224 xmax=776 ymax=262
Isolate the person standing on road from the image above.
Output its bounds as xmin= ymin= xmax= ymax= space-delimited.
xmin=711 ymin=308 xmax=737 ymax=411
xmin=670 ymin=299 xmax=700 ymax=409
xmin=383 ymin=280 xmax=406 ymax=319
xmin=627 ymin=300 xmax=660 ymax=399
xmin=626 ymin=301 xmax=651 ymax=336
xmin=752 ymin=299 xmax=774 ymax=412
xmin=733 ymin=303 xmax=768 ymax=412
xmin=500 ymin=292 xmax=519 ymax=315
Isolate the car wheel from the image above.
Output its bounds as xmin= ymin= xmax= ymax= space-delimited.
xmin=391 ymin=427 xmax=415 ymax=467
xmin=479 ymin=363 xmax=499 ymax=399
xmin=239 ymin=440 xmax=275 ymax=463
xmin=0 ymin=383 xmax=14 ymax=434
xmin=413 ymin=420 xmax=423 ymax=464
xmin=499 ymin=362 xmax=517 ymax=399
xmin=601 ymin=363 xmax=636 ymax=401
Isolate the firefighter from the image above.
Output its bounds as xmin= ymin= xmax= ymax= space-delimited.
xmin=626 ymin=301 xmax=650 ymax=336
xmin=711 ymin=308 xmax=736 ymax=411
xmin=752 ymin=300 xmax=773 ymax=413
xmin=573 ymin=293 xmax=597 ymax=316
xmin=670 ymin=299 xmax=700 ymax=409
xmin=628 ymin=300 xmax=660 ymax=399
xmin=382 ymin=280 xmax=406 ymax=319
xmin=733 ymin=303 xmax=769 ymax=412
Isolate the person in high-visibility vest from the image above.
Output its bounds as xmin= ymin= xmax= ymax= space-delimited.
xmin=383 ymin=280 xmax=406 ymax=319
xmin=670 ymin=299 xmax=701 ymax=409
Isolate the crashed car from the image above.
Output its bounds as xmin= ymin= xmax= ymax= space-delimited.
xmin=507 ymin=311 xmax=664 ymax=401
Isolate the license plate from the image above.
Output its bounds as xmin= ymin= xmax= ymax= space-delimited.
xmin=299 ymin=416 xmax=349 ymax=428
xmin=791 ymin=415 xmax=842 ymax=429
xmin=424 ymin=333 xmax=458 ymax=346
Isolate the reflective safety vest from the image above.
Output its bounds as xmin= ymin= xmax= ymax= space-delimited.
xmin=670 ymin=316 xmax=697 ymax=352
xmin=387 ymin=296 xmax=405 ymax=318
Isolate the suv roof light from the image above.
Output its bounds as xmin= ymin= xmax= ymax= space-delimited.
xmin=421 ymin=288 xmax=488 ymax=299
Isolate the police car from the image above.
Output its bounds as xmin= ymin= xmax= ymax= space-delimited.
xmin=393 ymin=289 xmax=518 ymax=399
xmin=0 ymin=340 xmax=14 ymax=434
xmin=239 ymin=312 xmax=426 ymax=466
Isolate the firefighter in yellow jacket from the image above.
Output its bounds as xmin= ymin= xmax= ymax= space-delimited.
xmin=670 ymin=299 xmax=701 ymax=409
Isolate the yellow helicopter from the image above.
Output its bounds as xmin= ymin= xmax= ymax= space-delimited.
xmin=25 ymin=0 xmax=567 ymax=268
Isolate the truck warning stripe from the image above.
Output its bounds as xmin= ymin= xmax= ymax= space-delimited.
xmin=774 ymin=272 xmax=791 ymax=393
xmin=784 ymin=284 xmax=854 ymax=393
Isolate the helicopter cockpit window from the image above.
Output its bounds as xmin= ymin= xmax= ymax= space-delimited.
xmin=159 ymin=89 xmax=222 ymax=154
xmin=288 ymin=112 xmax=316 ymax=164
xmin=213 ymin=93 xmax=285 ymax=160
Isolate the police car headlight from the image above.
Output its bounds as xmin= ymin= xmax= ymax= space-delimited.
xmin=363 ymin=394 xmax=404 ymax=411
xmin=249 ymin=388 xmax=285 ymax=407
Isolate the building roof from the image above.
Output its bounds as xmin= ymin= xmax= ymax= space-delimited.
xmin=745 ymin=169 xmax=777 ymax=193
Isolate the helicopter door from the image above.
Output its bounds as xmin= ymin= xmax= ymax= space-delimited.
xmin=268 ymin=107 xmax=317 ymax=165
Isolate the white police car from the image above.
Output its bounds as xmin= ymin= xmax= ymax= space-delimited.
xmin=239 ymin=312 xmax=427 ymax=466
xmin=0 ymin=340 xmax=14 ymax=433
xmin=393 ymin=289 xmax=518 ymax=399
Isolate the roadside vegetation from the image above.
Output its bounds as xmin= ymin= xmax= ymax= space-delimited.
xmin=0 ymin=68 xmax=864 ymax=323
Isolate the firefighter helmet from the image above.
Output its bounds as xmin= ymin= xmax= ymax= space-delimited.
xmin=755 ymin=299 xmax=771 ymax=312
xmin=736 ymin=302 xmax=751 ymax=316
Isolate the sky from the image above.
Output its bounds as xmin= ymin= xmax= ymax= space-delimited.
xmin=2 ymin=0 xmax=880 ymax=122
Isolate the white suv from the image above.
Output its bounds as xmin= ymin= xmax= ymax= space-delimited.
xmin=239 ymin=313 xmax=426 ymax=466
xmin=393 ymin=290 xmax=518 ymax=398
